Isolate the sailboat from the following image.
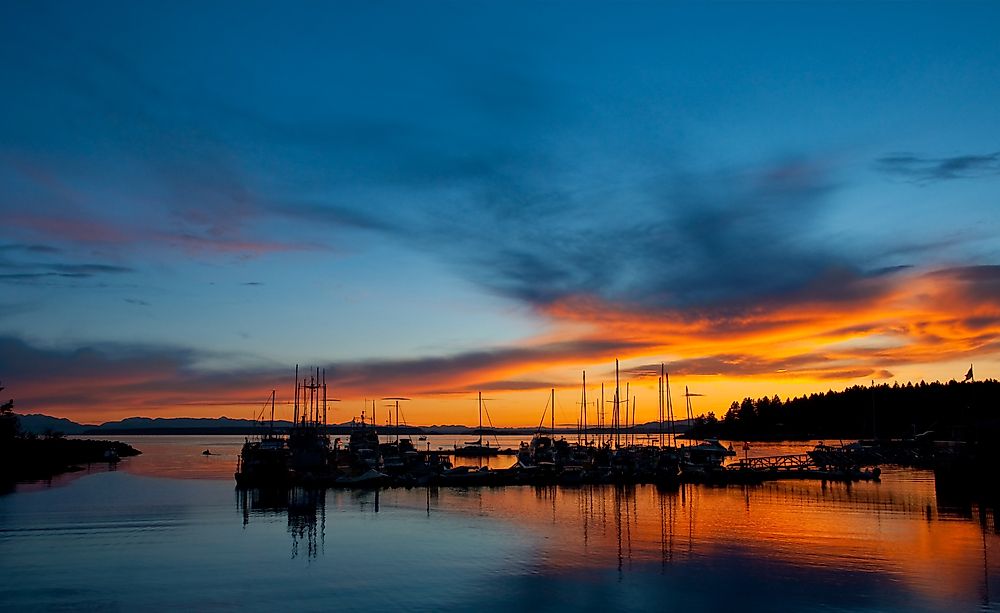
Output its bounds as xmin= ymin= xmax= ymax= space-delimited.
xmin=518 ymin=388 xmax=558 ymax=466
xmin=678 ymin=386 xmax=735 ymax=481
xmin=452 ymin=392 xmax=500 ymax=456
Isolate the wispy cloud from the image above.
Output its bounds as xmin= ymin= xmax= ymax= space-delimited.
xmin=0 ymin=243 xmax=62 ymax=254
xmin=0 ymin=337 xmax=279 ymax=419
xmin=0 ymin=335 xmax=650 ymax=419
xmin=876 ymin=151 xmax=1000 ymax=183
xmin=330 ymin=338 xmax=652 ymax=394
xmin=623 ymin=355 xmax=894 ymax=382
xmin=0 ymin=257 xmax=133 ymax=284
xmin=288 ymin=157 xmax=862 ymax=317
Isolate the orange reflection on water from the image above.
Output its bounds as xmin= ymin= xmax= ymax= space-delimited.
xmin=95 ymin=434 xmax=998 ymax=607
xmin=76 ymin=435 xmax=246 ymax=480
xmin=394 ymin=473 xmax=997 ymax=608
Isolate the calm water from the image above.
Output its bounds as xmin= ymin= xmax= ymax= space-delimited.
xmin=1 ymin=436 xmax=997 ymax=611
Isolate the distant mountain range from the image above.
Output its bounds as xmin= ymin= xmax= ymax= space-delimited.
xmin=17 ymin=414 xmax=94 ymax=435
xmin=15 ymin=413 xmax=693 ymax=436
xmin=17 ymin=414 xmax=314 ymax=435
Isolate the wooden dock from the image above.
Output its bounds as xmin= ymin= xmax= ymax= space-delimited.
xmin=730 ymin=453 xmax=880 ymax=482
xmin=733 ymin=453 xmax=814 ymax=471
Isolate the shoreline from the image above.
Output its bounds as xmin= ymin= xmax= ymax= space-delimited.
xmin=0 ymin=438 xmax=142 ymax=489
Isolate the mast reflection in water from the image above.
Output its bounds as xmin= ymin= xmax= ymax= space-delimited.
xmin=2 ymin=461 xmax=997 ymax=611
xmin=230 ymin=471 xmax=997 ymax=611
xmin=238 ymin=487 xmax=335 ymax=560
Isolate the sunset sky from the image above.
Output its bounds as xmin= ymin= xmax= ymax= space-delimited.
xmin=2 ymin=2 xmax=999 ymax=426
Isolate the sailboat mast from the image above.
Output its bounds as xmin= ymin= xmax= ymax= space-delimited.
xmin=576 ymin=377 xmax=581 ymax=444
xmin=666 ymin=371 xmax=676 ymax=445
xmin=581 ymin=371 xmax=587 ymax=445
xmin=625 ymin=381 xmax=630 ymax=446
xmin=478 ymin=391 xmax=483 ymax=443
xmin=550 ymin=388 xmax=555 ymax=435
xmin=270 ymin=389 xmax=275 ymax=431
xmin=685 ymin=385 xmax=698 ymax=445
xmin=632 ymin=395 xmax=637 ymax=447
xmin=293 ymin=364 xmax=299 ymax=426
xmin=614 ymin=359 xmax=620 ymax=449
xmin=601 ymin=382 xmax=605 ymax=446
xmin=685 ymin=386 xmax=692 ymax=422
xmin=658 ymin=365 xmax=664 ymax=447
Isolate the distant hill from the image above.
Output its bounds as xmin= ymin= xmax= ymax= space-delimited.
xmin=14 ymin=413 xmax=695 ymax=436
xmin=17 ymin=414 xmax=95 ymax=435
xmin=94 ymin=416 xmax=295 ymax=431
xmin=15 ymin=414 xmax=298 ymax=435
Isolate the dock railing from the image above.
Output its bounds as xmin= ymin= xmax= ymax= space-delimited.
xmin=732 ymin=454 xmax=815 ymax=471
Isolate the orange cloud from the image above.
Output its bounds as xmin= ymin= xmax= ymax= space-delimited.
xmin=6 ymin=266 xmax=999 ymax=425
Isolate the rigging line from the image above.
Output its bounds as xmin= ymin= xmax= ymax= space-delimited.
xmin=536 ymin=406 xmax=548 ymax=432
xmin=481 ymin=400 xmax=501 ymax=445
xmin=535 ymin=391 xmax=552 ymax=432
xmin=254 ymin=391 xmax=273 ymax=425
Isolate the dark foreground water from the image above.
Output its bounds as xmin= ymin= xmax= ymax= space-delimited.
xmin=1 ymin=436 xmax=998 ymax=612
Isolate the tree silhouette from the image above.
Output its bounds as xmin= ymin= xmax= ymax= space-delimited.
xmin=0 ymin=382 xmax=18 ymax=440
xmin=691 ymin=379 xmax=1000 ymax=442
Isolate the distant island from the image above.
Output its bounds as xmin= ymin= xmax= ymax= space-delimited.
xmin=12 ymin=413 xmax=698 ymax=437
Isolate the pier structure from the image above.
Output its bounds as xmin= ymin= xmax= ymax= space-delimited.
xmin=733 ymin=454 xmax=814 ymax=471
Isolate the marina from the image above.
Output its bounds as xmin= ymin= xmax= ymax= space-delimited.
xmin=234 ymin=365 xmax=899 ymax=491
xmin=2 ymin=438 xmax=997 ymax=612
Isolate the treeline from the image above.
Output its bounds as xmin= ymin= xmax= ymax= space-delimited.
xmin=688 ymin=379 xmax=1000 ymax=442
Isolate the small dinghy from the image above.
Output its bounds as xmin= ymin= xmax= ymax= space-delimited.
xmin=335 ymin=468 xmax=388 ymax=487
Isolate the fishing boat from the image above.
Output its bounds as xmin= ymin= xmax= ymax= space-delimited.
xmin=452 ymin=392 xmax=500 ymax=456
xmin=235 ymin=390 xmax=292 ymax=487
xmin=236 ymin=435 xmax=291 ymax=487
xmin=347 ymin=410 xmax=381 ymax=468
xmin=236 ymin=367 xmax=335 ymax=487
xmin=286 ymin=367 xmax=334 ymax=479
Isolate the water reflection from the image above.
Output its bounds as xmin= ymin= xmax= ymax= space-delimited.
xmin=233 ymin=474 xmax=999 ymax=610
xmin=237 ymin=487 xmax=330 ymax=559
xmin=7 ymin=437 xmax=996 ymax=611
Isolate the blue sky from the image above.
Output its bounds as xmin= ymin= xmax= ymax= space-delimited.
xmin=2 ymin=1 xmax=999 ymax=423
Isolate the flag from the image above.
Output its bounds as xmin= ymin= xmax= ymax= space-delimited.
xmin=964 ymin=365 xmax=973 ymax=382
